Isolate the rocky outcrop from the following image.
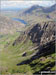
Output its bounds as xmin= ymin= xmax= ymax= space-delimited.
xmin=13 ymin=21 xmax=56 ymax=46
xmin=27 ymin=21 xmax=55 ymax=45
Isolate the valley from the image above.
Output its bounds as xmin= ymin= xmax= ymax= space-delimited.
xmin=0 ymin=20 xmax=55 ymax=75
xmin=0 ymin=2 xmax=56 ymax=75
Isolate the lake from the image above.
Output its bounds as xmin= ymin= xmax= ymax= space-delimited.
xmin=12 ymin=18 xmax=27 ymax=24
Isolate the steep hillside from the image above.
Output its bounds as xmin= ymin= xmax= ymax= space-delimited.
xmin=14 ymin=21 xmax=55 ymax=74
xmin=0 ymin=15 xmax=25 ymax=34
xmin=0 ymin=21 xmax=55 ymax=74
xmin=13 ymin=21 xmax=55 ymax=46
xmin=0 ymin=15 xmax=25 ymax=50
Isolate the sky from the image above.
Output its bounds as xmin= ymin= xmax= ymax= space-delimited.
xmin=1 ymin=0 xmax=56 ymax=10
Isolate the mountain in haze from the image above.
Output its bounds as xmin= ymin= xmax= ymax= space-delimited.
xmin=23 ymin=5 xmax=43 ymax=14
xmin=43 ymin=4 xmax=56 ymax=13
xmin=23 ymin=4 xmax=56 ymax=14
xmin=0 ymin=15 xmax=25 ymax=34
xmin=18 ymin=4 xmax=56 ymax=25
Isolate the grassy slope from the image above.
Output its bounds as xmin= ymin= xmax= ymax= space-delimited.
xmin=0 ymin=17 xmax=55 ymax=74
xmin=0 ymin=33 xmax=35 ymax=74
xmin=0 ymin=32 xmax=20 ymax=49
xmin=0 ymin=21 xmax=55 ymax=74
xmin=0 ymin=33 xmax=55 ymax=75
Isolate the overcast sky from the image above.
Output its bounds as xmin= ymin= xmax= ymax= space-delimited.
xmin=1 ymin=0 xmax=56 ymax=9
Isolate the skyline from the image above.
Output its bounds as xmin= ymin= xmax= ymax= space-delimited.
xmin=1 ymin=0 xmax=56 ymax=10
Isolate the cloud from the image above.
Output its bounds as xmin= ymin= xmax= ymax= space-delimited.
xmin=1 ymin=0 xmax=56 ymax=9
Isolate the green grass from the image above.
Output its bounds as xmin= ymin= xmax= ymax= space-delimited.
xmin=0 ymin=50 xmax=55 ymax=74
xmin=0 ymin=32 xmax=20 ymax=49
xmin=29 ymin=53 xmax=55 ymax=74
xmin=0 ymin=33 xmax=34 ymax=74
xmin=0 ymin=32 xmax=55 ymax=74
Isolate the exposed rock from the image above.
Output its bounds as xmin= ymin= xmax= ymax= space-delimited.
xmin=40 ymin=57 xmax=46 ymax=61
xmin=13 ymin=21 xmax=56 ymax=47
xmin=22 ymin=52 xmax=27 ymax=56
xmin=27 ymin=21 xmax=56 ymax=45
xmin=47 ymin=57 xmax=52 ymax=60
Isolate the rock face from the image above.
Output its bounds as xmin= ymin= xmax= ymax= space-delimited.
xmin=27 ymin=21 xmax=55 ymax=45
xmin=0 ymin=15 xmax=25 ymax=34
xmin=13 ymin=21 xmax=56 ymax=46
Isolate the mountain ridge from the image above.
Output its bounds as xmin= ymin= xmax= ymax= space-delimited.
xmin=13 ymin=21 xmax=55 ymax=47
xmin=0 ymin=15 xmax=25 ymax=34
xmin=23 ymin=4 xmax=56 ymax=14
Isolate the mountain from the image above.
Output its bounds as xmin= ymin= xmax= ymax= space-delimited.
xmin=0 ymin=21 xmax=55 ymax=74
xmin=0 ymin=15 xmax=25 ymax=34
xmin=13 ymin=21 xmax=55 ymax=46
xmin=43 ymin=4 xmax=56 ymax=13
xmin=13 ymin=21 xmax=55 ymax=73
xmin=18 ymin=4 xmax=56 ymax=25
xmin=23 ymin=5 xmax=43 ymax=14
xmin=0 ymin=4 xmax=56 ymax=75
xmin=23 ymin=4 xmax=56 ymax=14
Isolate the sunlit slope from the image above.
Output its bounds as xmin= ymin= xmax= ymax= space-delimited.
xmin=0 ymin=32 xmax=20 ymax=50
xmin=0 ymin=15 xmax=25 ymax=51
xmin=0 ymin=21 xmax=55 ymax=74
xmin=0 ymin=15 xmax=25 ymax=34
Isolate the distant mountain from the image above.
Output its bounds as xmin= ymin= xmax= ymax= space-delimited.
xmin=43 ymin=4 xmax=56 ymax=13
xmin=23 ymin=4 xmax=56 ymax=14
xmin=0 ymin=15 xmax=25 ymax=34
xmin=23 ymin=5 xmax=43 ymax=14
xmin=18 ymin=4 xmax=56 ymax=25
